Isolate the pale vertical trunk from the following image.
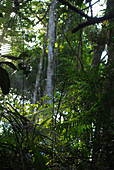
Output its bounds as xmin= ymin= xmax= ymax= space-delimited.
xmin=46 ymin=0 xmax=57 ymax=104
xmin=32 ymin=26 xmax=48 ymax=104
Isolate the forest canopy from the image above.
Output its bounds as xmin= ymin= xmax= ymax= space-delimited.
xmin=0 ymin=0 xmax=114 ymax=169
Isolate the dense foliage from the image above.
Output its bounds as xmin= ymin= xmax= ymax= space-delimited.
xmin=0 ymin=0 xmax=114 ymax=169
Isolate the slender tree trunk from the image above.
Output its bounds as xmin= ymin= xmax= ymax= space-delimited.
xmin=46 ymin=0 xmax=57 ymax=105
xmin=77 ymin=17 xmax=83 ymax=71
xmin=32 ymin=26 xmax=48 ymax=104
xmin=77 ymin=29 xmax=83 ymax=71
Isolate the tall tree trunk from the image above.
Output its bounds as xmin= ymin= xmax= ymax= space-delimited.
xmin=46 ymin=0 xmax=57 ymax=105
xmin=107 ymin=0 xmax=114 ymax=122
xmin=32 ymin=26 xmax=48 ymax=104
xmin=98 ymin=1 xmax=114 ymax=168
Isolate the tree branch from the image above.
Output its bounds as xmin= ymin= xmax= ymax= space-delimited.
xmin=82 ymin=0 xmax=100 ymax=11
xmin=36 ymin=15 xmax=46 ymax=27
xmin=57 ymin=0 xmax=90 ymax=19
xmin=72 ymin=14 xmax=114 ymax=33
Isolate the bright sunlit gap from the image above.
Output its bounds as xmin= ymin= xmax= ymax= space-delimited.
xmin=89 ymin=0 xmax=106 ymax=17
xmin=0 ymin=0 xmax=107 ymax=55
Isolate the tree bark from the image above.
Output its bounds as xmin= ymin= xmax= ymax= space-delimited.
xmin=32 ymin=26 xmax=48 ymax=104
xmin=91 ymin=29 xmax=106 ymax=71
xmin=107 ymin=0 xmax=114 ymax=130
xmin=46 ymin=0 xmax=57 ymax=105
xmin=91 ymin=44 xmax=105 ymax=71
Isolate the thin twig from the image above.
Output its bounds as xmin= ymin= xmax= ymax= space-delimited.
xmin=57 ymin=0 xmax=90 ymax=19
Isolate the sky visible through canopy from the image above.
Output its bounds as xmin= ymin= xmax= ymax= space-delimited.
xmin=0 ymin=0 xmax=106 ymax=55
